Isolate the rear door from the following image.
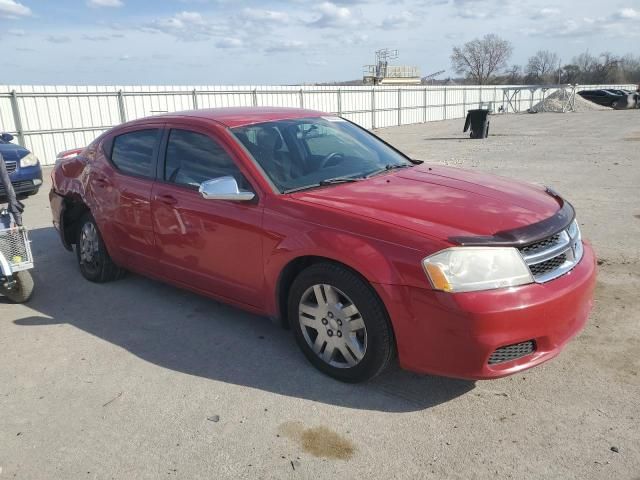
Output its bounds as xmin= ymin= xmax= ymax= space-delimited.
xmin=91 ymin=124 xmax=163 ymax=274
xmin=150 ymin=123 xmax=265 ymax=307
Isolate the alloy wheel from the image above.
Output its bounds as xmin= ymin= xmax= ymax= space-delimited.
xmin=298 ymin=284 xmax=367 ymax=368
xmin=79 ymin=222 xmax=99 ymax=268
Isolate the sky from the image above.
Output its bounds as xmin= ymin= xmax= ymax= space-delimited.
xmin=0 ymin=0 xmax=638 ymax=85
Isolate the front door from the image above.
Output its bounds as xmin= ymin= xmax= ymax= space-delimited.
xmin=150 ymin=126 xmax=264 ymax=308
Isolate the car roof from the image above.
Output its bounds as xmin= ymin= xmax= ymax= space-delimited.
xmin=130 ymin=107 xmax=327 ymax=129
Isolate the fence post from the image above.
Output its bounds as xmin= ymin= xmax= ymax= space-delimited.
xmin=463 ymin=88 xmax=467 ymax=117
xmin=423 ymin=87 xmax=428 ymax=123
xmin=397 ymin=88 xmax=402 ymax=126
xmin=192 ymin=89 xmax=199 ymax=110
xmin=299 ymin=89 xmax=304 ymax=109
xmin=9 ymin=90 xmax=25 ymax=146
xmin=443 ymin=87 xmax=447 ymax=120
xmin=371 ymin=88 xmax=376 ymax=129
xmin=337 ymin=89 xmax=342 ymax=116
xmin=252 ymin=89 xmax=258 ymax=107
xmin=117 ymin=90 xmax=127 ymax=123
xmin=529 ymin=88 xmax=534 ymax=111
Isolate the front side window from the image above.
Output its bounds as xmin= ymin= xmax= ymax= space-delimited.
xmin=164 ymin=129 xmax=250 ymax=190
xmin=232 ymin=117 xmax=412 ymax=193
xmin=111 ymin=129 xmax=160 ymax=178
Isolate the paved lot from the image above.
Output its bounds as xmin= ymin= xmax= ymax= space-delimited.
xmin=1 ymin=110 xmax=639 ymax=479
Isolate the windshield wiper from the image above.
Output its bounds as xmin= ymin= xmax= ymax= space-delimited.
xmin=365 ymin=163 xmax=413 ymax=178
xmin=319 ymin=176 xmax=361 ymax=186
xmin=282 ymin=176 xmax=361 ymax=194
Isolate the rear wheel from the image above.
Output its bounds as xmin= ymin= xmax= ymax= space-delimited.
xmin=288 ymin=263 xmax=395 ymax=383
xmin=1 ymin=270 xmax=34 ymax=303
xmin=75 ymin=213 xmax=124 ymax=283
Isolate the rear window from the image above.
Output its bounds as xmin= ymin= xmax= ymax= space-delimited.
xmin=111 ymin=129 xmax=160 ymax=178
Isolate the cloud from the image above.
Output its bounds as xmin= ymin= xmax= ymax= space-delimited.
xmin=527 ymin=7 xmax=560 ymax=20
xmin=613 ymin=7 xmax=639 ymax=20
xmin=87 ymin=0 xmax=123 ymax=7
xmin=0 ymin=0 xmax=31 ymax=18
xmin=8 ymin=28 xmax=26 ymax=36
xmin=264 ymin=40 xmax=306 ymax=54
xmin=216 ymin=37 xmax=244 ymax=48
xmin=525 ymin=7 xmax=640 ymax=39
xmin=381 ymin=11 xmax=418 ymax=28
xmin=82 ymin=33 xmax=111 ymax=41
xmin=241 ymin=8 xmax=290 ymax=24
xmin=142 ymin=11 xmax=226 ymax=40
xmin=345 ymin=32 xmax=368 ymax=44
xmin=308 ymin=2 xmax=358 ymax=28
xmin=46 ymin=35 xmax=72 ymax=43
xmin=456 ymin=8 xmax=487 ymax=19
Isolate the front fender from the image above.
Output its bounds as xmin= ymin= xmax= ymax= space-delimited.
xmin=262 ymin=222 xmax=431 ymax=316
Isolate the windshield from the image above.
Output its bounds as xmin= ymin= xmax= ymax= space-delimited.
xmin=231 ymin=116 xmax=413 ymax=193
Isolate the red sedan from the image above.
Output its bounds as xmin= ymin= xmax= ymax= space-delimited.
xmin=49 ymin=108 xmax=596 ymax=382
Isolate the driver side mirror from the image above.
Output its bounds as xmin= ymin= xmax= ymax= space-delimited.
xmin=199 ymin=176 xmax=255 ymax=202
xmin=1 ymin=133 xmax=14 ymax=143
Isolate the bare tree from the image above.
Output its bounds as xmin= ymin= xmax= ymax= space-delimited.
xmin=525 ymin=50 xmax=560 ymax=83
xmin=505 ymin=65 xmax=523 ymax=84
xmin=570 ymin=51 xmax=620 ymax=83
xmin=574 ymin=51 xmax=596 ymax=75
xmin=619 ymin=54 xmax=640 ymax=83
xmin=451 ymin=34 xmax=513 ymax=85
xmin=561 ymin=64 xmax=581 ymax=84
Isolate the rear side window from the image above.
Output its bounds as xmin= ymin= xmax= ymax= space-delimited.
xmin=111 ymin=129 xmax=160 ymax=178
xmin=164 ymin=129 xmax=249 ymax=189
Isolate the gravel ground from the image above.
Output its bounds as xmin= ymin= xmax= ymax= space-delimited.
xmin=1 ymin=110 xmax=639 ymax=479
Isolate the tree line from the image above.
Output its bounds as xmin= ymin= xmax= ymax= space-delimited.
xmin=450 ymin=34 xmax=640 ymax=86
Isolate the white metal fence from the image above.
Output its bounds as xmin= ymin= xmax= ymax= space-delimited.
xmin=0 ymin=83 xmax=634 ymax=166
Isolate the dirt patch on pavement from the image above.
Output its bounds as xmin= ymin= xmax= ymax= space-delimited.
xmin=279 ymin=421 xmax=355 ymax=460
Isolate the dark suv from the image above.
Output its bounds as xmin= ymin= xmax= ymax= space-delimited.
xmin=0 ymin=133 xmax=43 ymax=200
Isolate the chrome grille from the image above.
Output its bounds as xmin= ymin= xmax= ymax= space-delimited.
xmin=488 ymin=340 xmax=535 ymax=365
xmin=3 ymin=160 xmax=17 ymax=174
xmin=519 ymin=233 xmax=561 ymax=255
xmin=529 ymin=253 xmax=567 ymax=277
xmin=518 ymin=220 xmax=583 ymax=283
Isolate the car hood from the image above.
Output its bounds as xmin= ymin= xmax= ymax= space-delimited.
xmin=291 ymin=164 xmax=562 ymax=241
xmin=0 ymin=143 xmax=29 ymax=161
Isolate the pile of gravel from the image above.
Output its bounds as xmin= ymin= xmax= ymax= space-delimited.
xmin=531 ymin=89 xmax=608 ymax=113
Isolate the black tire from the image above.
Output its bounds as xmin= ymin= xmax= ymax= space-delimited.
xmin=288 ymin=262 xmax=395 ymax=383
xmin=75 ymin=212 xmax=124 ymax=283
xmin=2 ymin=270 xmax=34 ymax=303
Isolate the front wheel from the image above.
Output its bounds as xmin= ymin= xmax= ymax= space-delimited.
xmin=1 ymin=270 xmax=34 ymax=303
xmin=288 ymin=263 xmax=395 ymax=383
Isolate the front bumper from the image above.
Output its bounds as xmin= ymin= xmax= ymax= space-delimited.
xmin=374 ymin=242 xmax=596 ymax=380
xmin=0 ymin=164 xmax=43 ymax=198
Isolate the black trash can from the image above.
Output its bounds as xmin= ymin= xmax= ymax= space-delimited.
xmin=463 ymin=109 xmax=490 ymax=139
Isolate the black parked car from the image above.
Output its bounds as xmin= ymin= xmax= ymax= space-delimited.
xmin=578 ymin=89 xmax=627 ymax=108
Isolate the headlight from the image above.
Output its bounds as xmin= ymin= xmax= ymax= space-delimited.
xmin=422 ymin=247 xmax=533 ymax=293
xmin=20 ymin=152 xmax=39 ymax=167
